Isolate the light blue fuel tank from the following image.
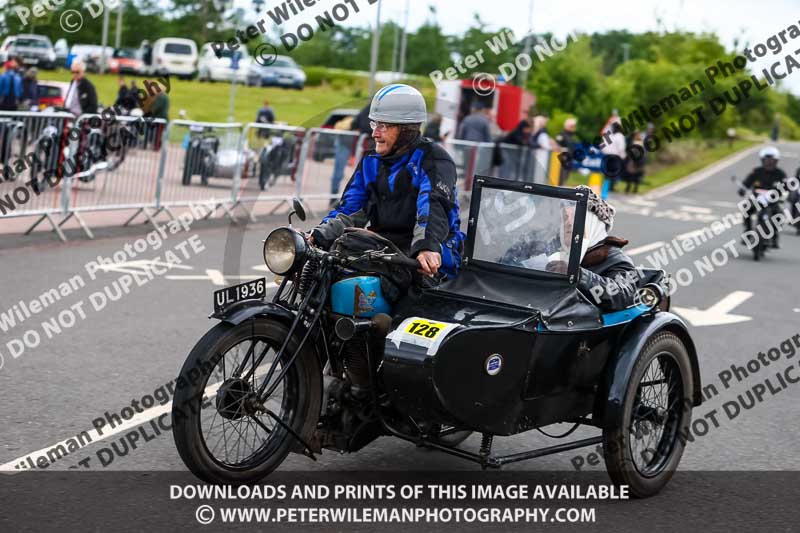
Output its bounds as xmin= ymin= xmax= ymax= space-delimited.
xmin=330 ymin=276 xmax=392 ymax=317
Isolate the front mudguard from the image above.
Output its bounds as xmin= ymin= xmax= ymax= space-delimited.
xmin=212 ymin=299 xmax=296 ymax=325
xmin=212 ymin=299 xmax=324 ymax=455
xmin=594 ymin=311 xmax=702 ymax=429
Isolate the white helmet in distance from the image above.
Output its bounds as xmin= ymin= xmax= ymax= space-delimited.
xmin=369 ymin=84 xmax=427 ymax=124
xmin=759 ymin=146 xmax=781 ymax=160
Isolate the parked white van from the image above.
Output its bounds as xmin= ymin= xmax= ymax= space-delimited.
xmin=148 ymin=38 xmax=197 ymax=79
xmin=196 ymin=43 xmax=250 ymax=83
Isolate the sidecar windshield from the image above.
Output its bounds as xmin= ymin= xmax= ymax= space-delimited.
xmin=472 ymin=187 xmax=578 ymax=277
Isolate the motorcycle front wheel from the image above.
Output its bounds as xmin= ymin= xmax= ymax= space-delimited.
xmin=172 ymin=319 xmax=315 ymax=484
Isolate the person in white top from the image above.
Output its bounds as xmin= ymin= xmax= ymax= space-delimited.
xmin=600 ymin=119 xmax=626 ymax=192
xmin=64 ymin=60 xmax=97 ymax=116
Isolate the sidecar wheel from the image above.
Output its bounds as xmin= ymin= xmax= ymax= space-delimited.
xmin=172 ymin=320 xmax=315 ymax=484
xmin=603 ymin=332 xmax=693 ymax=498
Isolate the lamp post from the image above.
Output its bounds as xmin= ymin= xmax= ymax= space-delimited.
xmin=368 ymin=0 xmax=382 ymax=97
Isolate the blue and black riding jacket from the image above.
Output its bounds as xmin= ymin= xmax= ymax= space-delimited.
xmin=311 ymin=137 xmax=465 ymax=278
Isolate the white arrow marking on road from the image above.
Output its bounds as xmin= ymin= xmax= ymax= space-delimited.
xmin=673 ymin=291 xmax=753 ymax=327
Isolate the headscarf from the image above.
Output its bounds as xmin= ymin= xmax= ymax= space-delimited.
xmin=575 ymin=185 xmax=615 ymax=261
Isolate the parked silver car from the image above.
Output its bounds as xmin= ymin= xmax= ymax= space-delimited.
xmin=246 ymin=55 xmax=306 ymax=89
xmin=8 ymin=34 xmax=56 ymax=70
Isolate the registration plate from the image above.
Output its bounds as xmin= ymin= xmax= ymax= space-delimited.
xmin=213 ymin=277 xmax=267 ymax=314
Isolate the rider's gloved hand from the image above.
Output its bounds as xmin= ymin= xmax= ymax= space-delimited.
xmin=416 ymin=250 xmax=441 ymax=276
xmin=738 ymin=187 xmax=747 ymax=197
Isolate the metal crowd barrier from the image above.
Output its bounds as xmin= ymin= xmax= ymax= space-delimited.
xmin=61 ymin=114 xmax=168 ymax=238
xmin=0 ymin=110 xmax=74 ymax=241
xmin=231 ymin=123 xmax=307 ymax=222
xmin=1 ymin=110 xmax=569 ymax=241
xmin=158 ymin=120 xmax=243 ymax=223
xmin=294 ymin=128 xmax=367 ymax=216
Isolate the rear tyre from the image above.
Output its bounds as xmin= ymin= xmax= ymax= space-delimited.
xmin=172 ymin=320 xmax=316 ymax=484
xmin=603 ymin=332 xmax=693 ymax=498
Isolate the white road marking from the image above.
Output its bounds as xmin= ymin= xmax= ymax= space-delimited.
xmin=709 ymin=201 xmax=739 ymax=208
xmin=645 ymin=145 xmax=762 ymax=199
xmin=626 ymin=241 xmax=665 ymax=256
xmin=624 ymin=197 xmax=659 ymax=207
xmin=673 ymin=291 xmax=753 ymax=327
xmin=680 ymin=206 xmax=714 ymax=214
xmin=1 ymin=364 xmax=278 ymax=473
xmin=166 ymin=269 xmax=277 ymax=287
xmin=0 ymin=378 xmax=225 ymax=472
xmin=96 ymin=260 xmax=193 ymax=275
xmin=675 ymin=229 xmax=708 ymax=241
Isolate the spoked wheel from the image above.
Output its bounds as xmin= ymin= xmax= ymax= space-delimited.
xmin=172 ymin=320 xmax=317 ymax=484
xmin=603 ymin=332 xmax=693 ymax=498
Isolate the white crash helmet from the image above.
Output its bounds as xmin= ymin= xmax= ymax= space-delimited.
xmin=759 ymin=146 xmax=780 ymax=160
xmin=368 ymin=84 xmax=427 ymax=124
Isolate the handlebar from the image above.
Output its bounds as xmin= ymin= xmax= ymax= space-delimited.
xmin=380 ymin=254 xmax=421 ymax=269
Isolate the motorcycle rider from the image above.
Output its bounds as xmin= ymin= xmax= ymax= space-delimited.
xmin=310 ymin=84 xmax=465 ymax=278
xmin=739 ymin=146 xmax=788 ymax=247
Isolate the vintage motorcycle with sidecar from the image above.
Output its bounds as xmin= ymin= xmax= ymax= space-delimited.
xmin=172 ymin=177 xmax=702 ymax=498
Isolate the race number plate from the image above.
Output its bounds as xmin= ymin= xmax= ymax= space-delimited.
xmin=387 ymin=317 xmax=459 ymax=355
xmin=213 ymin=278 xmax=267 ymax=314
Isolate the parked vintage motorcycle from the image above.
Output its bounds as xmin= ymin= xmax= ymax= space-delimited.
xmin=172 ymin=178 xmax=702 ymax=498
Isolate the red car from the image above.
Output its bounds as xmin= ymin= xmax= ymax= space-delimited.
xmin=108 ymin=48 xmax=143 ymax=75
xmin=36 ymin=81 xmax=69 ymax=109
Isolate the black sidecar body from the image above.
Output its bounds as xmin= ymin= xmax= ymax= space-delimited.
xmin=381 ymin=176 xmax=702 ymax=497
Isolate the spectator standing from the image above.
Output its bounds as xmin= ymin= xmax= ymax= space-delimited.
xmin=600 ymin=120 xmax=626 ymax=192
xmin=771 ymin=114 xmax=780 ymax=142
xmin=21 ymin=67 xmax=39 ymax=110
xmin=114 ymin=77 xmax=137 ymax=113
xmin=329 ymin=114 xmax=356 ymax=206
xmin=141 ymin=40 xmax=153 ymax=68
xmin=530 ymin=115 xmax=555 ymax=150
xmin=493 ymin=119 xmax=531 ymax=179
xmin=64 ymin=60 xmax=98 ymax=115
xmin=150 ymin=91 xmax=169 ymax=120
xmin=0 ymin=60 xmax=23 ymax=111
xmin=423 ymin=113 xmax=447 ymax=143
xmin=352 ymin=102 xmax=375 ymax=151
xmin=256 ymin=100 xmax=275 ymax=124
xmin=255 ymin=100 xmax=275 ymax=138
xmin=456 ymin=105 xmax=493 ymax=143
xmin=624 ymin=131 xmax=646 ymax=194
xmin=555 ymin=117 xmax=578 ymax=186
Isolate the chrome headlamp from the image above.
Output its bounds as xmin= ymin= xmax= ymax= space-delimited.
xmin=636 ymin=283 xmax=665 ymax=309
xmin=262 ymin=228 xmax=307 ymax=275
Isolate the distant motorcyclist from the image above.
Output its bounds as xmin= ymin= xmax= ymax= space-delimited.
xmin=311 ymin=84 xmax=465 ymax=278
xmin=739 ymin=146 xmax=788 ymax=246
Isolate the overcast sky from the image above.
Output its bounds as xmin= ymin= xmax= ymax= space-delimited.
xmin=251 ymin=0 xmax=800 ymax=95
